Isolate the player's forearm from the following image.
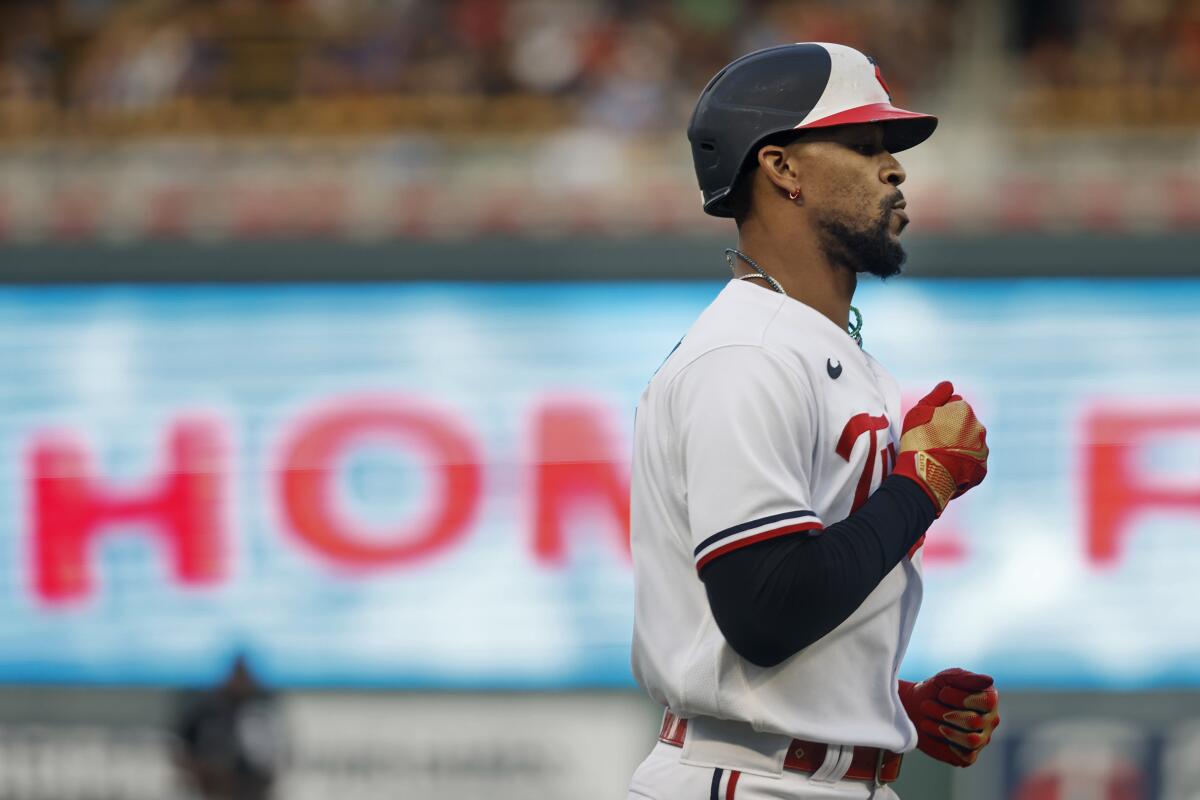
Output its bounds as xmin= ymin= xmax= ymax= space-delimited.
xmin=701 ymin=475 xmax=936 ymax=668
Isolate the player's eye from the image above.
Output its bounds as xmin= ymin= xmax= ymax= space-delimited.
xmin=852 ymin=144 xmax=878 ymax=156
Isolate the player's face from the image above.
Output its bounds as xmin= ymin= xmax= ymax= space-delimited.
xmin=791 ymin=123 xmax=909 ymax=278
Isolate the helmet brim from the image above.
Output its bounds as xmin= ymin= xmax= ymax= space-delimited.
xmin=796 ymin=102 xmax=938 ymax=153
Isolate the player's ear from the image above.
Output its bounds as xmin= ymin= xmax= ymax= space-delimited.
xmin=756 ymin=143 xmax=802 ymax=204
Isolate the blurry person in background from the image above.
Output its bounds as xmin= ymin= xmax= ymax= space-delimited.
xmin=173 ymin=654 xmax=283 ymax=800
xmin=627 ymin=43 xmax=999 ymax=798
xmin=70 ymin=1 xmax=198 ymax=112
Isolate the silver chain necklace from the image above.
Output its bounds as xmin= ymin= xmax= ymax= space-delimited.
xmin=724 ymin=248 xmax=864 ymax=347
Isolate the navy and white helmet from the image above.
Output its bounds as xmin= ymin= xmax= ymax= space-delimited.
xmin=688 ymin=42 xmax=938 ymax=218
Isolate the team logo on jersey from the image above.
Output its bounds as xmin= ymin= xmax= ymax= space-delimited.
xmin=836 ymin=413 xmax=894 ymax=514
xmin=826 ymin=358 xmax=843 ymax=379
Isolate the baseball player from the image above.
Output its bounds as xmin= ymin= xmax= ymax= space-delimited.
xmin=627 ymin=43 xmax=999 ymax=799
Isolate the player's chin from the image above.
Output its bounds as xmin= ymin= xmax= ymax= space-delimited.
xmin=862 ymin=260 xmax=904 ymax=280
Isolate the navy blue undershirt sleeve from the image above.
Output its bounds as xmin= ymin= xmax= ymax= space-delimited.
xmin=700 ymin=474 xmax=937 ymax=668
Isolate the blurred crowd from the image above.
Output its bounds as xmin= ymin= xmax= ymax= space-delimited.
xmin=1014 ymin=0 xmax=1200 ymax=89
xmin=1008 ymin=0 xmax=1200 ymax=128
xmin=0 ymin=0 xmax=957 ymax=134
xmin=2 ymin=0 xmax=1198 ymax=136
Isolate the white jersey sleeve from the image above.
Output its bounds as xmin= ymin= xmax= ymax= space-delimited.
xmin=670 ymin=345 xmax=825 ymax=572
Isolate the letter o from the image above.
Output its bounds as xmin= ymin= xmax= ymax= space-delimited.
xmin=278 ymin=401 xmax=481 ymax=567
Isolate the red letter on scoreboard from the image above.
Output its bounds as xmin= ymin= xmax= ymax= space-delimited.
xmin=278 ymin=399 xmax=481 ymax=568
xmin=30 ymin=419 xmax=226 ymax=604
xmin=532 ymin=398 xmax=631 ymax=564
xmin=1084 ymin=407 xmax=1200 ymax=565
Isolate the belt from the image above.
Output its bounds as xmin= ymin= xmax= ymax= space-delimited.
xmin=658 ymin=710 xmax=903 ymax=786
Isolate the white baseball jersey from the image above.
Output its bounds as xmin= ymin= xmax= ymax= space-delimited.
xmin=629 ymin=279 xmax=923 ymax=752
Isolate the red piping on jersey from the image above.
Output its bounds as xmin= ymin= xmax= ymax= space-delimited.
xmin=726 ymin=770 xmax=741 ymax=799
xmin=694 ymin=510 xmax=819 ymax=556
xmin=695 ymin=521 xmax=824 ymax=572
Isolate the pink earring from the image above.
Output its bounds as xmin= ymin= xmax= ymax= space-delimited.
xmin=788 ymin=187 xmax=801 ymax=202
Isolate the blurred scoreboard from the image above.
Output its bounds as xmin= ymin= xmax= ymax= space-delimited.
xmin=0 ymin=280 xmax=1197 ymax=689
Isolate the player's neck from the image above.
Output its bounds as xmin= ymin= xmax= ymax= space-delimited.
xmin=733 ymin=227 xmax=854 ymax=332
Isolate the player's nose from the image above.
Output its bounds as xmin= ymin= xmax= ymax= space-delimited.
xmin=881 ymin=156 xmax=906 ymax=187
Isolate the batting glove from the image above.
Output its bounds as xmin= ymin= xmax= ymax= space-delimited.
xmin=898 ymin=668 xmax=1000 ymax=767
xmin=892 ymin=381 xmax=988 ymax=514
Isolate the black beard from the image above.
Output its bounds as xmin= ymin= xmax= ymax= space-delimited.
xmin=815 ymin=197 xmax=906 ymax=279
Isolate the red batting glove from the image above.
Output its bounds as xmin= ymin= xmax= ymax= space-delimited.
xmin=892 ymin=381 xmax=988 ymax=515
xmin=898 ymin=668 xmax=1000 ymax=767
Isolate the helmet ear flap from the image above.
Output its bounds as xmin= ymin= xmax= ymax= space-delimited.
xmin=691 ymin=131 xmax=733 ymax=215
xmin=693 ymin=137 xmax=721 ymax=172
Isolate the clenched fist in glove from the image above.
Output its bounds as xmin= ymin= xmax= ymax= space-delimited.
xmin=899 ymin=669 xmax=1000 ymax=767
xmin=892 ymin=381 xmax=988 ymax=514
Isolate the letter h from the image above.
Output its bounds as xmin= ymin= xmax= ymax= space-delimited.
xmin=29 ymin=420 xmax=225 ymax=604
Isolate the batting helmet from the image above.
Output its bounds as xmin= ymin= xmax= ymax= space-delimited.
xmin=688 ymin=42 xmax=938 ymax=218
